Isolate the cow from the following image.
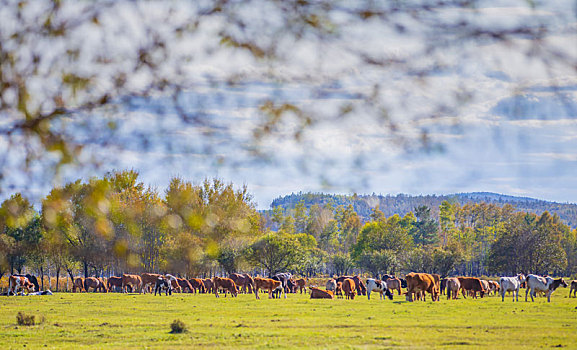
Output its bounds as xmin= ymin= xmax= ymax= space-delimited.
xmin=177 ymin=278 xmax=194 ymax=293
xmin=188 ymin=278 xmax=206 ymax=293
xmin=271 ymin=273 xmax=291 ymax=298
xmin=107 ymin=276 xmax=124 ymax=292
xmin=8 ymin=275 xmax=35 ymax=295
xmin=84 ymin=277 xmax=108 ymax=292
xmin=165 ymin=274 xmax=182 ymax=293
xmin=213 ymin=276 xmax=238 ymax=298
xmin=457 ymin=277 xmax=486 ymax=299
xmin=140 ymin=273 xmax=162 ymax=294
xmin=366 ymin=278 xmax=393 ymax=300
xmin=446 ymin=277 xmax=460 ymax=300
xmin=404 ymin=272 xmax=438 ymax=302
xmin=440 ymin=278 xmax=447 ymax=295
xmin=309 ymin=287 xmax=334 ymax=299
xmin=342 ymin=278 xmax=356 ymax=300
xmin=336 ymin=276 xmax=367 ymax=296
xmin=499 ymin=274 xmax=525 ymax=302
xmin=203 ymin=278 xmax=214 ymax=294
xmin=229 ymin=273 xmax=255 ymax=294
xmin=254 ymin=277 xmax=281 ymax=299
xmin=525 ymin=274 xmax=567 ymax=302
xmin=326 ymin=279 xmax=337 ymax=292
xmin=487 ymin=280 xmax=500 ymax=296
xmin=384 ymin=277 xmax=402 ymax=295
xmin=154 ymin=277 xmax=172 ymax=296
xmin=336 ymin=282 xmax=343 ymax=298
xmin=13 ymin=274 xmax=39 ymax=293
xmin=122 ymin=274 xmax=142 ymax=293
xmin=569 ymin=280 xmax=577 ymax=298
xmin=73 ymin=277 xmax=85 ymax=293
xmin=295 ymin=278 xmax=306 ymax=294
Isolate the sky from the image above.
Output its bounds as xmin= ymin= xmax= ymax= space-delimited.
xmin=2 ymin=0 xmax=577 ymax=210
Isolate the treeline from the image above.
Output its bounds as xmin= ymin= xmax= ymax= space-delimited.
xmin=1 ymin=172 xmax=576 ymax=288
xmin=270 ymin=192 xmax=577 ymax=228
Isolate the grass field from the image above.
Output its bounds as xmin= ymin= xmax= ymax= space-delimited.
xmin=1 ymin=291 xmax=576 ymax=349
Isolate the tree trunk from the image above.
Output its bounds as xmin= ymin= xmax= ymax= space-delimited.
xmin=83 ymin=261 xmax=88 ymax=278
xmin=56 ymin=267 xmax=60 ymax=292
xmin=40 ymin=265 xmax=45 ymax=290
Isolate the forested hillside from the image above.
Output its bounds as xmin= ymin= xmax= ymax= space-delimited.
xmin=269 ymin=192 xmax=577 ymax=228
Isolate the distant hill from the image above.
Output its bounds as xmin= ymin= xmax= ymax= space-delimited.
xmin=269 ymin=192 xmax=577 ymax=228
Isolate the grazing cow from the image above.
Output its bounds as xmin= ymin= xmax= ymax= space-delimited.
xmin=154 ymin=277 xmax=172 ymax=296
xmin=84 ymin=277 xmax=108 ymax=293
xmin=73 ymin=277 xmax=85 ymax=293
xmin=295 ymin=278 xmax=306 ymax=294
xmin=457 ymin=277 xmax=486 ymax=299
xmin=188 ymin=278 xmax=206 ymax=294
xmin=366 ymin=278 xmax=393 ymax=300
xmin=8 ymin=275 xmax=35 ymax=295
xmin=271 ymin=273 xmax=292 ymax=298
xmin=213 ymin=276 xmax=238 ymax=298
xmin=13 ymin=274 xmax=39 ymax=293
xmin=342 ymin=278 xmax=357 ymax=300
xmin=446 ymin=277 xmax=461 ymax=300
xmin=254 ymin=277 xmax=281 ymax=299
xmin=326 ymin=279 xmax=337 ymax=292
xmin=335 ymin=282 xmax=344 ymax=298
xmin=487 ymin=281 xmax=500 ymax=296
xmin=122 ymin=274 xmax=142 ymax=293
xmin=569 ymin=280 xmax=577 ymax=298
xmin=384 ymin=277 xmax=402 ymax=295
xmin=203 ymin=278 xmax=214 ymax=294
xmin=309 ymin=287 xmax=334 ymax=299
xmin=404 ymin=272 xmax=438 ymax=302
xmin=164 ymin=274 xmax=182 ymax=293
xmin=336 ymin=276 xmax=367 ymax=296
xmin=107 ymin=276 xmax=124 ymax=292
xmin=499 ymin=274 xmax=526 ymax=302
xmin=229 ymin=273 xmax=255 ymax=294
xmin=177 ymin=278 xmax=194 ymax=293
xmin=141 ymin=273 xmax=162 ymax=294
xmin=525 ymin=274 xmax=567 ymax=302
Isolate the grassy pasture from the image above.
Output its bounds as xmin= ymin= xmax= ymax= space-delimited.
xmin=1 ymin=291 xmax=576 ymax=349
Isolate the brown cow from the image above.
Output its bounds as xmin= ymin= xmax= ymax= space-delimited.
xmin=384 ymin=277 xmax=402 ymax=295
xmin=229 ymin=273 xmax=255 ymax=294
xmin=141 ymin=273 xmax=162 ymax=294
xmin=203 ymin=278 xmax=214 ymax=293
xmin=254 ymin=277 xmax=281 ymax=299
xmin=122 ymin=274 xmax=142 ymax=293
xmin=295 ymin=278 xmax=306 ymax=294
xmin=336 ymin=276 xmax=367 ymax=296
xmin=457 ymin=277 xmax=486 ymax=299
xmin=107 ymin=276 xmax=124 ymax=292
xmin=569 ymin=280 xmax=577 ymax=298
xmin=446 ymin=277 xmax=461 ymax=300
xmin=405 ymin=272 xmax=439 ymax=302
xmin=342 ymin=278 xmax=357 ymax=300
xmin=213 ymin=276 xmax=238 ymax=298
xmin=487 ymin=280 xmax=500 ymax=296
xmin=177 ymin=278 xmax=194 ymax=293
xmin=188 ymin=278 xmax=206 ymax=293
xmin=310 ymin=287 xmax=334 ymax=299
xmin=8 ymin=275 xmax=35 ymax=295
xmin=84 ymin=277 xmax=108 ymax=292
xmin=73 ymin=277 xmax=85 ymax=293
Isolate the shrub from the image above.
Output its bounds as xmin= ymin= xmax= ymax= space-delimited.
xmin=16 ymin=312 xmax=44 ymax=326
xmin=170 ymin=319 xmax=187 ymax=334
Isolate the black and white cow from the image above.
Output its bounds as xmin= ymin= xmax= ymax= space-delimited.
xmin=366 ymin=278 xmax=393 ymax=300
xmin=154 ymin=277 xmax=172 ymax=296
xmin=270 ymin=273 xmax=292 ymax=299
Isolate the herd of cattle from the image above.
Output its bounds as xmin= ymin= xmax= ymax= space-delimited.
xmin=6 ymin=272 xmax=577 ymax=303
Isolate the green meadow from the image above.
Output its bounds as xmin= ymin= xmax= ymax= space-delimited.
xmin=1 ymin=291 xmax=576 ymax=349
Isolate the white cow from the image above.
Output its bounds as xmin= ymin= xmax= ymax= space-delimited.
xmin=499 ymin=274 xmax=525 ymax=302
xmin=366 ymin=278 xmax=393 ymax=300
xmin=525 ymin=274 xmax=567 ymax=302
xmin=326 ymin=279 xmax=337 ymax=292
